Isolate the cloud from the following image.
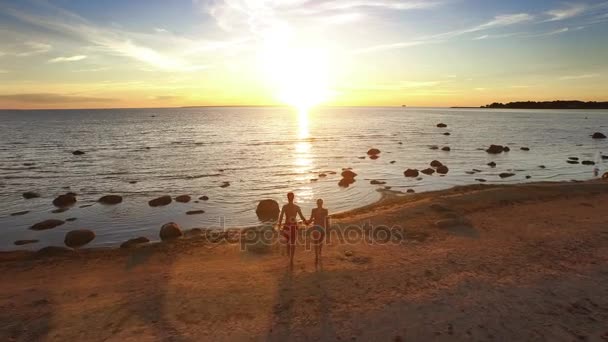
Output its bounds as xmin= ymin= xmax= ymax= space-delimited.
xmin=356 ymin=13 xmax=533 ymax=53
xmin=558 ymin=73 xmax=600 ymax=80
xmin=15 ymin=41 xmax=52 ymax=56
xmin=1 ymin=5 xmax=213 ymax=72
xmin=48 ymin=55 xmax=87 ymax=63
xmin=545 ymin=3 xmax=587 ymax=22
xmin=0 ymin=93 xmax=116 ymax=104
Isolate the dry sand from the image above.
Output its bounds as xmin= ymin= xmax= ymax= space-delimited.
xmin=1 ymin=181 xmax=608 ymax=341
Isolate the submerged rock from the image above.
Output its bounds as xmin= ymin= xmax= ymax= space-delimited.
xmin=53 ymin=194 xmax=76 ymax=208
xmin=338 ymin=178 xmax=356 ymax=187
xmin=567 ymin=160 xmax=579 ymax=165
xmin=441 ymin=146 xmax=451 ymax=152
xmin=341 ymin=170 xmax=357 ymax=179
xmin=407 ymin=189 xmax=415 ymax=193
xmin=14 ymin=239 xmax=39 ymax=246
xmin=199 ymin=195 xmax=209 ymax=201
xmin=72 ymin=150 xmax=86 ymax=156
xmin=52 ymin=208 xmax=69 ymax=214
xmin=120 ymin=237 xmax=150 ymax=249
xmin=436 ymin=165 xmax=449 ymax=175
xmin=10 ymin=211 xmax=30 ymax=216
xmin=175 ymin=195 xmax=192 ymax=203
xmin=186 ymin=210 xmax=205 ymax=215
xmin=486 ymin=145 xmax=505 ymax=154
xmin=520 ymin=147 xmax=530 ymax=151
xmin=370 ymin=180 xmax=387 ymax=185
xmin=421 ymin=168 xmax=435 ymax=175
xmin=256 ymin=199 xmax=280 ymax=221
xmin=443 ymin=132 xmax=451 ymax=136
xmin=160 ymin=222 xmax=182 ymax=241
xmin=499 ymin=173 xmax=515 ymax=179
xmin=430 ymin=160 xmax=443 ymax=168
xmin=30 ymin=219 xmax=65 ymax=231
xmin=437 ymin=123 xmax=447 ymax=128
xmin=23 ymin=191 xmax=40 ymax=199
xmin=592 ymin=132 xmax=606 ymax=139
xmin=220 ymin=181 xmax=231 ymax=188
xmin=404 ymin=169 xmax=419 ymax=177
xmin=475 ymin=178 xmax=487 ymax=182
xmin=581 ymin=160 xmax=595 ymax=165
xmin=64 ymin=229 xmax=95 ymax=248
xmin=487 ymin=162 xmax=497 ymax=168
xmin=429 ymin=145 xmax=439 ymax=150
xmin=367 ymin=148 xmax=381 ymax=156
xmin=98 ymin=195 xmax=123 ymax=205
xmin=148 ymin=195 xmax=172 ymax=207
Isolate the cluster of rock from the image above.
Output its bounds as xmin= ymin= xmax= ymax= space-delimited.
xmin=405 ymin=160 xmax=448 ymax=178
xmin=339 ymin=169 xmax=357 ymax=187
xmin=486 ymin=144 xmax=510 ymax=154
xmin=367 ymin=148 xmax=381 ymax=160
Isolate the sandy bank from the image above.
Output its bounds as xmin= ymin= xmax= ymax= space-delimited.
xmin=1 ymin=180 xmax=608 ymax=341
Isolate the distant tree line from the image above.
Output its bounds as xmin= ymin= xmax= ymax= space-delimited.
xmin=482 ymin=101 xmax=608 ymax=109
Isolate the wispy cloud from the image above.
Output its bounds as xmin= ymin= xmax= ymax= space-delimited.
xmin=559 ymin=73 xmax=600 ymax=80
xmin=356 ymin=13 xmax=533 ymax=53
xmin=0 ymin=93 xmax=116 ymax=104
xmin=48 ymin=55 xmax=87 ymax=63
xmin=545 ymin=3 xmax=588 ymax=22
xmin=15 ymin=41 xmax=52 ymax=56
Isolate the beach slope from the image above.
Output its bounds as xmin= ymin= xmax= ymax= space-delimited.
xmin=1 ymin=181 xmax=608 ymax=341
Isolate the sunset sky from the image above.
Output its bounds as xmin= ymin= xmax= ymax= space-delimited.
xmin=1 ymin=0 xmax=608 ymax=109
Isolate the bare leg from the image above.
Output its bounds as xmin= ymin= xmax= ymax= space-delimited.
xmin=289 ymin=244 xmax=295 ymax=266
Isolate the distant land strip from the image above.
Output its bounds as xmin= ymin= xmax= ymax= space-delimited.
xmin=453 ymin=101 xmax=608 ymax=109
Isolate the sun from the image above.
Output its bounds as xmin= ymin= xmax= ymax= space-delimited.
xmin=259 ymin=31 xmax=332 ymax=111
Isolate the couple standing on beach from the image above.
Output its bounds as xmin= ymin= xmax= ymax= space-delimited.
xmin=276 ymin=192 xmax=329 ymax=266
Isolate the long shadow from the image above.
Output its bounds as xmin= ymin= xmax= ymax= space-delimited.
xmin=267 ymin=268 xmax=295 ymax=341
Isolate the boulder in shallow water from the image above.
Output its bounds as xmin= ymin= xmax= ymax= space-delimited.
xmin=72 ymin=150 xmax=86 ymax=156
xmin=175 ymin=195 xmax=191 ymax=203
xmin=370 ymin=180 xmax=387 ymax=185
xmin=220 ymin=181 xmax=230 ymax=188
xmin=148 ymin=195 xmax=172 ymax=207
xmin=98 ymin=195 xmax=123 ymax=205
xmin=186 ymin=210 xmax=205 ymax=215
xmin=567 ymin=160 xmax=579 ymax=165
xmin=487 ymin=162 xmax=497 ymax=168
xmin=14 ymin=239 xmax=39 ymax=246
xmin=367 ymin=148 xmax=381 ymax=156
xmin=10 ymin=211 xmax=30 ymax=216
xmin=443 ymin=132 xmax=451 ymax=136
xmin=338 ymin=178 xmax=356 ymax=187
xmin=476 ymin=178 xmax=487 ymax=182
xmin=256 ymin=199 xmax=280 ymax=221
xmin=437 ymin=123 xmax=447 ymax=128
xmin=581 ymin=160 xmax=595 ymax=165
xmin=499 ymin=173 xmax=515 ymax=179
xmin=30 ymin=219 xmax=65 ymax=231
xmin=430 ymin=160 xmax=443 ymax=168
xmin=429 ymin=145 xmax=439 ymax=150
xmin=53 ymin=194 xmax=76 ymax=208
xmin=120 ymin=237 xmax=150 ymax=248
xmin=436 ymin=165 xmax=449 ymax=175
xmin=421 ymin=168 xmax=435 ymax=175
xmin=64 ymin=229 xmax=95 ymax=248
xmin=520 ymin=147 xmax=530 ymax=151
xmin=592 ymin=132 xmax=606 ymax=139
xmin=404 ymin=169 xmax=419 ymax=177
xmin=486 ymin=145 xmax=505 ymax=154
xmin=441 ymin=146 xmax=451 ymax=152
xmin=23 ymin=191 xmax=40 ymax=199
xmin=160 ymin=222 xmax=183 ymax=241
xmin=199 ymin=195 xmax=209 ymax=201
xmin=341 ymin=170 xmax=357 ymax=179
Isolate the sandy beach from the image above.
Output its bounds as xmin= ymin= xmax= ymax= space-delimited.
xmin=1 ymin=180 xmax=608 ymax=341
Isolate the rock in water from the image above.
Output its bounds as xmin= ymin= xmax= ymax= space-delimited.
xmin=148 ymin=195 xmax=172 ymax=207
xmin=98 ymin=195 xmax=123 ymax=205
xmin=503 ymin=146 xmax=510 ymax=152
xmin=341 ymin=170 xmax=357 ymax=179
xmin=520 ymin=147 xmax=530 ymax=151
xmin=186 ymin=210 xmax=205 ymax=215
xmin=120 ymin=237 xmax=150 ymax=248
xmin=443 ymin=132 xmax=451 ymax=136
xmin=430 ymin=160 xmax=443 ymax=168
xmin=404 ymin=169 xmax=419 ymax=177
xmin=487 ymin=162 xmax=497 ymax=168
xmin=160 ymin=222 xmax=182 ymax=241
xmin=421 ymin=168 xmax=435 ymax=175
xmin=30 ymin=219 xmax=65 ymax=231
xmin=592 ymin=132 xmax=606 ymax=139
xmin=437 ymin=123 xmax=447 ymax=128
xmin=486 ymin=145 xmax=504 ymax=154
xmin=23 ymin=191 xmax=40 ymax=199
xmin=338 ymin=178 xmax=356 ymax=187
xmin=64 ymin=229 xmax=95 ymax=248
xmin=14 ymin=239 xmax=39 ymax=246
xmin=436 ymin=165 xmax=449 ymax=175
xmin=499 ymin=173 xmax=515 ymax=179
xmin=35 ymin=246 xmax=75 ymax=258
xmin=72 ymin=150 xmax=86 ymax=155
xmin=370 ymin=180 xmax=387 ymax=185
xmin=199 ymin=195 xmax=209 ymax=201
xmin=581 ymin=160 xmax=595 ymax=165
xmin=442 ymin=146 xmax=451 ymax=152
xmin=367 ymin=148 xmax=381 ymax=156
xmin=175 ymin=195 xmax=191 ymax=203
xmin=53 ymin=194 xmax=76 ymax=208
xmin=256 ymin=199 xmax=280 ymax=221
xmin=429 ymin=145 xmax=439 ymax=150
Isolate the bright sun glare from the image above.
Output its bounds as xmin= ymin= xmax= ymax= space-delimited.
xmin=260 ymin=26 xmax=332 ymax=111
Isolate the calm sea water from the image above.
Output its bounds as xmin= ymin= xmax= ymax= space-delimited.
xmin=1 ymin=106 xmax=607 ymax=250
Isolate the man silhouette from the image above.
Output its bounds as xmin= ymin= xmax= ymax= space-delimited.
xmin=277 ymin=192 xmax=306 ymax=266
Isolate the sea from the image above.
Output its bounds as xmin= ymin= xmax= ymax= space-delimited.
xmin=1 ymin=106 xmax=607 ymax=250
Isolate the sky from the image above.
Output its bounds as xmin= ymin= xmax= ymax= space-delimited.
xmin=0 ymin=0 xmax=607 ymax=109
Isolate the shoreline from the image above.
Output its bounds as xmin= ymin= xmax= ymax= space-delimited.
xmin=1 ymin=179 xmax=608 ymax=340
xmin=2 ymin=178 xmax=606 ymax=261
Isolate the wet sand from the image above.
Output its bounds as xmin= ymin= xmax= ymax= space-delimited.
xmin=1 ymin=180 xmax=608 ymax=341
